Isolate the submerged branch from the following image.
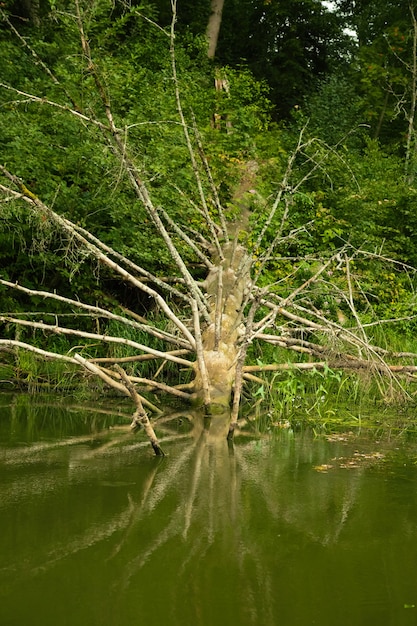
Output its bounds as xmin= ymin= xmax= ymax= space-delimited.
xmin=115 ymin=365 xmax=164 ymax=456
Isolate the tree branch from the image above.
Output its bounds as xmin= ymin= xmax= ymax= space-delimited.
xmin=0 ymin=316 xmax=195 ymax=368
xmin=114 ymin=365 xmax=164 ymax=456
xmin=0 ymin=279 xmax=190 ymax=349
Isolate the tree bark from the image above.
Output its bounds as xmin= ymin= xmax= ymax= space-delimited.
xmin=206 ymin=0 xmax=225 ymax=59
xmin=195 ymin=242 xmax=251 ymax=411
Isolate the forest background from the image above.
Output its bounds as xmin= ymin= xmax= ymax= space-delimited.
xmin=2 ymin=0 xmax=417 ymax=439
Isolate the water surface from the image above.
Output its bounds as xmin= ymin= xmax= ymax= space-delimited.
xmin=1 ymin=395 xmax=417 ymax=625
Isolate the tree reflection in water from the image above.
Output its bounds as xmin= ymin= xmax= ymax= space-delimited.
xmin=1 ymin=400 xmax=415 ymax=625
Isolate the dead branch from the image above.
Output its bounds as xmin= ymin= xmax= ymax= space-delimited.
xmin=89 ymin=349 xmax=191 ymax=364
xmin=0 ymin=339 xmax=78 ymax=363
xmin=243 ymin=358 xmax=417 ymax=376
xmin=126 ymin=377 xmax=193 ymax=400
xmin=191 ymin=113 xmax=228 ymax=238
xmin=169 ymin=0 xmax=226 ymax=257
xmin=253 ymin=126 xmax=313 ymax=253
xmin=0 ymin=82 xmax=108 ymax=131
xmin=114 ymin=365 xmax=164 ymax=456
xmin=0 ymin=174 xmax=197 ymax=347
xmin=0 ymin=316 xmax=195 ymax=368
xmin=73 ymin=353 xmax=128 ymax=395
xmin=0 ymin=279 xmax=189 ymax=348
xmin=74 ymin=0 xmax=211 ymax=325
xmin=0 ymin=8 xmax=81 ymax=111
xmin=98 ymin=364 xmax=193 ymax=400
xmin=158 ymin=205 xmax=214 ymax=269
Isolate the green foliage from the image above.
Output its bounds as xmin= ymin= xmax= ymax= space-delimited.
xmin=327 ymin=139 xmax=417 ymax=265
xmin=217 ymin=0 xmax=350 ymax=118
xmin=334 ymin=0 xmax=417 ymax=152
xmin=304 ymin=74 xmax=365 ymax=147
xmin=0 ymin=0 xmax=280 ymax=295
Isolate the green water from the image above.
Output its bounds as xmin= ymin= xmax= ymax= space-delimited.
xmin=1 ymin=395 xmax=417 ymax=626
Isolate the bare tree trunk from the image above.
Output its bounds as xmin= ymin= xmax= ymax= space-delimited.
xmin=206 ymin=0 xmax=225 ymax=59
xmin=195 ymin=242 xmax=251 ymax=411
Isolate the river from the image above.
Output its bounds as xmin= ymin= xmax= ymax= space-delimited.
xmin=1 ymin=394 xmax=417 ymax=625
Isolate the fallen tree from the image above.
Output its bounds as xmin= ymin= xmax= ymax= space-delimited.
xmin=1 ymin=0 xmax=417 ymax=454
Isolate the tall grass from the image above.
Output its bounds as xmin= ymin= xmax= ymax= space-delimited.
xmin=242 ymin=363 xmax=415 ymax=433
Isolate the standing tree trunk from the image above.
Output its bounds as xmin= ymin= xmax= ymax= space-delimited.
xmin=206 ymin=0 xmax=225 ymax=59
